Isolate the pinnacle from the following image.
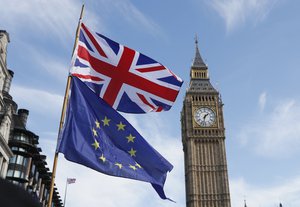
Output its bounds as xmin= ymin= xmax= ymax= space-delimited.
xmin=192 ymin=35 xmax=207 ymax=68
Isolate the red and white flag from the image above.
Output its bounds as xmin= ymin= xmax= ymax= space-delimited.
xmin=67 ymin=178 xmax=76 ymax=184
xmin=70 ymin=23 xmax=183 ymax=113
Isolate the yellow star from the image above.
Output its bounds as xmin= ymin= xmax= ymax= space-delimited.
xmin=92 ymin=139 xmax=100 ymax=150
xmin=129 ymin=164 xmax=137 ymax=171
xmin=115 ymin=162 xmax=123 ymax=169
xmin=95 ymin=120 xmax=100 ymax=128
xmin=126 ymin=134 xmax=135 ymax=143
xmin=128 ymin=148 xmax=137 ymax=157
xmin=135 ymin=162 xmax=142 ymax=169
xmin=92 ymin=128 xmax=98 ymax=137
xmin=102 ymin=116 xmax=110 ymax=126
xmin=116 ymin=122 xmax=126 ymax=131
xmin=99 ymin=154 xmax=106 ymax=163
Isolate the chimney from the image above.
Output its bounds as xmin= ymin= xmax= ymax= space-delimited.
xmin=3 ymin=70 xmax=14 ymax=93
xmin=18 ymin=109 xmax=29 ymax=127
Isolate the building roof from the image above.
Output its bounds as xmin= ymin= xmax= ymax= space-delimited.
xmin=188 ymin=37 xmax=218 ymax=94
xmin=0 ymin=30 xmax=10 ymax=42
xmin=188 ymin=79 xmax=218 ymax=93
xmin=192 ymin=36 xmax=207 ymax=69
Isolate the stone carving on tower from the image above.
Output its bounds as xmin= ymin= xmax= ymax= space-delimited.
xmin=181 ymin=38 xmax=231 ymax=207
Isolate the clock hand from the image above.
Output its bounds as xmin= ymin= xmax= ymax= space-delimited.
xmin=203 ymin=113 xmax=208 ymax=120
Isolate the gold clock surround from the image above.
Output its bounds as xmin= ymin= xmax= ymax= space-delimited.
xmin=192 ymin=106 xmax=218 ymax=128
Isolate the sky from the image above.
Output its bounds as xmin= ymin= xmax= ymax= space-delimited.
xmin=1 ymin=0 xmax=300 ymax=206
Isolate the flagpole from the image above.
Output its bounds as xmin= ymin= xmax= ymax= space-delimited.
xmin=47 ymin=4 xmax=85 ymax=207
xmin=63 ymin=179 xmax=69 ymax=207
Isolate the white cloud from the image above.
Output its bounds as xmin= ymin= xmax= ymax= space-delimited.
xmin=238 ymin=99 xmax=300 ymax=158
xmin=39 ymin=125 xmax=185 ymax=207
xmin=13 ymin=41 xmax=70 ymax=83
xmin=111 ymin=1 xmax=162 ymax=37
xmin=35 ymin=110 xmax=185 ymax=207
xmin=10 ymin=84 xmax=63 ymax=116
xmin=230 ymin=176 xmax=300 ymax=207
xmin=258 ymin=91 xmax=267 ymax=111
xmin=89 ymin=0 xmax=164 ymax=37
xmin=0 ymin=0 xmax=87 ymax=44
xmin=0 ymin=0 xmax=163 ymax=40
xmin=31 ymin=47 xmax=70 ymax=83
xmin=208 ymin=0 xmax=279 ymax=32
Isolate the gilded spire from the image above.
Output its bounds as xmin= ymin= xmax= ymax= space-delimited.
xmin=192 ymin=34 xmax=206 ymax=68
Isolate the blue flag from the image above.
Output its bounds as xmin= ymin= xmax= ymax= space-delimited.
xmin=57 ymin=76 xmax=173 ymax=199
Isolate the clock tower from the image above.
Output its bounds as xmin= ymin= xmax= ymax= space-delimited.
xmin=181 ymin=39 xmax=231 ymax=207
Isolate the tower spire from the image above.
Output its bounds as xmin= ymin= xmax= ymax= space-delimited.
xmin=244 ymin=199 xmax=247 ymax=207
xmin=182 ymin=35 xmax=231 ymax=207
xmin=192 ymin=34 xmax=206 ymax=68
xmin=190 ymin=35 xmax=209 ymax=80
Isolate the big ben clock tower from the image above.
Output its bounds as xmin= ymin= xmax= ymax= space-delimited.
xmin=181 ymin=39 xmax=231 ymax=207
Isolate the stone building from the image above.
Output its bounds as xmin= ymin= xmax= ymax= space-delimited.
xmin=0 ymin=29 xmax=63 ymax=207
xmin=6 ymin=109 xmax=63 ymax=206
xmin=0 ymin=30 xmax=14 ymax=178
xmin=181 ymin=39 xmax=231 ymax=207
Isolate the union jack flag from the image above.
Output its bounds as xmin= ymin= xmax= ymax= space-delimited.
xmin=70 ymin=23 xmax=183 ymax=113
xmin=67 ymin=178 xmax=76 ymax=184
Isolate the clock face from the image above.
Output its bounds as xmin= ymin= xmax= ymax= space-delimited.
xmin=194 ymin=107 xmax=216 ymax=127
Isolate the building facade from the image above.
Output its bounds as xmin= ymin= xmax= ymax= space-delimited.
xmin=6 ymin=109 xmax=63 ymax=207
xmin=0 ymin=30 xmax=63 ymax=207
xmin=0 ymin=30 xmax=14 ymax=178
xmin=181 ymin=39 xmax=231 ymax=207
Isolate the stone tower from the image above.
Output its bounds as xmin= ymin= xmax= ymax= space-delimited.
xmin=181 ymin=38 xmax=231 ymax=207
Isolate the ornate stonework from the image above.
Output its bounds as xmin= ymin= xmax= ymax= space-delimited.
xmin=181 ymin=39 xmax=231 ymax=207
xmin=0 ymin=30 xmax=13 ymax=178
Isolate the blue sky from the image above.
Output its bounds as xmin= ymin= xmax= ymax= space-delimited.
xmin=1 ymin=0 xmax=300 ymax=206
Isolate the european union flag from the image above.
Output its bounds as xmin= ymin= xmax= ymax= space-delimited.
xmin=57 ymin=76 xmax=173 ymax=200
